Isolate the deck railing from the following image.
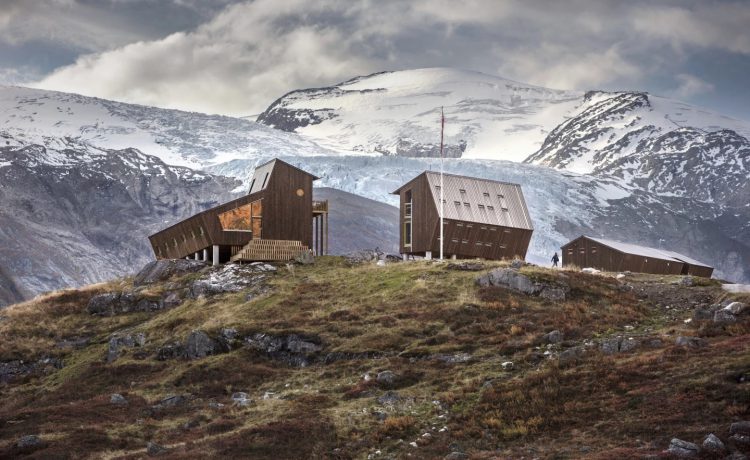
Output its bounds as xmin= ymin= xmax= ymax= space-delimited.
xmin=313 ymin=200 xmax=329 ymax=213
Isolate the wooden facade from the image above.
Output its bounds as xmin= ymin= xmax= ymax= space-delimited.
xmin=148 ymin=159 xmax=328 ymax=264
xmin=561 ymin=236 xmax=714 ymax=277
xmin=392 ymin=172 xmax=533 ymax=260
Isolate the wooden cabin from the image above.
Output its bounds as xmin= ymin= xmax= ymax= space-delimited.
xmin=148 ymin=159 xmax=329 ymax=264
xmin=391 ymin=171 xmax=533 ymax=260
xmin=561 ymin=235 xmax=714 ymax=277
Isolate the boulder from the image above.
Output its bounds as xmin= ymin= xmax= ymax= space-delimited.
xmin=147 ymin=441 xmax=168 ymax=456
xmin=110 ymin=393 xmax=128 ymax=406
xmin=88 ymin=292 xmax=163 ymax=316
xmin=730 ymin=421 xmax=750 ymax=436
xmin=231 ymin=392 xmax=251 ymax=407
xmin=87 ymin=292 xmax=121 ymax=316
xmin=376 ymin=391 xmax=402 ymax=406
xmin=155 ymin=394 xmax=187 ymax=409
xmin=543 ymin=330 xmax=564 ymax=344
xmin=540 ymin=287 xmax=567 ymax=301
xmin=376 ymin=370 xmax=397 ymax=386
xmin=217 ymin=328 xmax=239 ymax=352
xmin=675 ymin=336 xmax=708 ymax=349
xmin=702 ymin=433 xmax=725 ymax=452
xmin=185 ymin=330 xmax=218 ymax=360
xmin=730 ymin=434 xmax=750 ymax=448
xmin=510 ymin=259 xmax=524 ymax=269
xmin=17 ymin=435 xmax=42 ymax=449
xmin=501 ymin=361 xmax=514 ymax=371
xmin=724 ymin=302 xmax=748 ymax=315
xmin=107 ymin=333 xmax=146 ymax=363
xmin=581 ymin=267 xmax=601 ymax=275
xmin=245 ymin=333 xmax=323 ymax=367
xmin=344 ymin=249 xmax=381 ymax=265
xmin=446 ymin=262 xmax=484 ymax=271
xmin=155 ymin=342 xmax=185 ymax=361
xmin=134 ymin=259 xmax=206 ymax=286
xmin=162 ymin=291 xmax=183 ymax=308
xmin=680 ymin=276 xmax=695 ymax=287
xmin=294 ymin=250 xmax=315 ymax=265
xmin=476 ymin=268 xmax=540 ymax=295
xmin=599 ymin=336 xmax=639 ymax=354
xmin=667 ymin=438 xmax=700 ymax=458
xmin=692 ymin=306 xmax=716 ymax=321
xmin=559 ymin=346 xmax=586 ymax=366
xmin=714 ymin=309 xmax=738 ymax=324
xmin=189 ymin=264 xmax=270 ymax=298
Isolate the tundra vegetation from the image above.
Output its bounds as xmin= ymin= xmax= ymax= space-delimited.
xmin=0 ymin=257 xmax=748 ymax=459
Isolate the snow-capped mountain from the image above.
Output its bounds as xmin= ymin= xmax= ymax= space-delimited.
xmin=257 ymin=68 xmax=582 ymax=161
xmin=0 ymin=85 xmax=339 ymax=169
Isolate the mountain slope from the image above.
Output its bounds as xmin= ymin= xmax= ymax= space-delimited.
xmin=0 ymin=85 xmax=338 ymax=169
xmin=257 ymin=68 xmax=582 ymax=161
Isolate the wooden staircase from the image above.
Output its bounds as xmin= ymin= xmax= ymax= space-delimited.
xmin=230 ymin=239 xmax=311 ymax=262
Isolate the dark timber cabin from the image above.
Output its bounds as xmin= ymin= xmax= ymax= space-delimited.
xmin=391 ymin=171 xmax=533 ymax=260
xmin=561 ymin=236 xmax=714 ymax=278
xmin=148 ymin=158 xmax=329 ymax=265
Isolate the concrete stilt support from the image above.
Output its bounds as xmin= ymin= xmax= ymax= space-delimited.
xmin=212 ymin=245 xmax=220 ymax=266
xmin=403 ymin=254 xmax=408 ymax=261
xmin=425 ymin=251 xmax=432 ymax=260
xmin=194 ymin=252 xmax=199 ymax=260
xmin=451 ymin=254 xmax=457 ymax=260
xmin=203 ymin=248 xmax=208 ymax=261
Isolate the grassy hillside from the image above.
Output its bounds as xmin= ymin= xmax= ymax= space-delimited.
xmin=0 ymin=258 xmax=748 ymax=459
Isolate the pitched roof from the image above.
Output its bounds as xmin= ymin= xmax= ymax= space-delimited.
xmin=393 ymin=171 xmax=533 ymax=230
xmin=584 ymin=236 xmax=713 ymax=269
xmin=248 ymin=158 xmax=320 ymax=194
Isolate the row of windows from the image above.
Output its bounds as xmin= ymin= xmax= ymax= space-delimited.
xmin=157 ymin=226 xmax=206 ymax=256
xmin=450 ymin=200 xmax=508 ymax=212
xmin=448 ymin=237 xmax=508 ymax=249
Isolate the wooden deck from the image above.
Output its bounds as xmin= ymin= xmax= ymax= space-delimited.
xmin=230 ymin=238 xmax=311 ymax=262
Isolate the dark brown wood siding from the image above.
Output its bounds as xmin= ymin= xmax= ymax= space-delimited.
xmin=263 ymin=162 xmax=314 ymax=248
xmin=561 ymin=236 xmax=686 ymax=275
xmin=395 ymin=172 xmax=532 ymax=260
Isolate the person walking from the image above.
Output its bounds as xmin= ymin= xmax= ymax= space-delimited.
xmin=551 ymin=252 xmax=560 ymax=268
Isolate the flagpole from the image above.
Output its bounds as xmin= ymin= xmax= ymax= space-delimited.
xmin=440 ymin=107 xmax=444 ymax=261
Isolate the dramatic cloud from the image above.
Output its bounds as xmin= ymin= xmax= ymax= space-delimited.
xmin=14 ymin=0 xmax=750 ymax=118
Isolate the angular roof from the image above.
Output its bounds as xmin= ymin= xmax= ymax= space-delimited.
xmin=248 ymin=158 xmax=320 ymax=194
xmin=393 ymin=171 xmax=533 ymax=230
xmin=583 ymin=236 xmax=713 ymax=269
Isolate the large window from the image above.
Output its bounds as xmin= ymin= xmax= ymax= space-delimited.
xmin=404 ymin=222 xmax=412 ymax=247
xmin=219 ymin=200 xmax=262 ymax=236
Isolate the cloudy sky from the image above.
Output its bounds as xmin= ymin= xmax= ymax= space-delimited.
xmin=1 ymin=0 xmax=749 ymax=120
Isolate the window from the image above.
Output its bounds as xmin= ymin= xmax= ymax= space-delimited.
xmin=483 ymin=192 xmax=490 ymax=197
xmin=498 ymin=194 xmax=505 ymax=199
xmin=480 ymin=226 xmax=487 ymax=230
xmin=191 ymin=229 xmax=196 ymax=239
xmin=218 ymin=200 xmax=262 ymax=235
xmin=476 ymin=241 xmax=483 ymax=246
xmin=504 ymin=229 xmax=511 ymax=234
xmin=404 ymin=222 xmax=412 ymax=246
xmin=463 ymin=202 xmax=470 ymax=207
xmin=485 ymin=242 xmax=492 ymax=247
xmin=261 ymin=172 xmax=270 ymax=189
xmin=478 ymin=204 xmax=485 ymax=210
xmin=182 ymin=234 xmax=187 ymax=243
xmin=499 ymin=244 xmax=507 ymax=249
xmin=454 ymin=200 xmax=461 ymax=206
xmin=434 ymin=185 xmax=441 ymax=190
xmin=405 ymin=189 xmax=412 ymax=202
xmin=173 ymin=238 xmax=178 ymax=248
xmin=457 ymin=222 xmax=464 ymax=227
xmin=199 ymin=226 xmax=205 ymax=236
xmin=466 ymin=224 xmax=473 ymax=229
xmin=249 ymin=178 xmax=256 ymax=191
xmin=490 ymin=227 xmax=497 ymax=232
xmin=487 ymin=205 xmax=495 ymax=211
xmin=459 ymin=189 xmax=466 ymax=194
xmin=580 ymin=249 xmax=585 ymax=254
xmin=451 ymin=238 xmax=459 ymax=243
xmin=461 ymin=239 xmax=468 ymax=244
xmin=568 ymin=248 xmax=574 ymax=255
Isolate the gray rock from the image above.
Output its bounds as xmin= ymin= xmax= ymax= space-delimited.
xmin=155 ymin=394 xmax=187 ymax=409
xmin=244 ymin=333 xmax=323 ymax=367
xmin=155 ymin=342 xmax=185 ymax=360
xmin=88 ymin=291 xmax=163 ymax=316
xmin=185 ymin=330 xmax=218 ymax=360
xmin=231 ymin=392 xmax=251 ymax=406
xmin=680 ymin=276 xmax=695 ymax=287
xmin=693 ymin=306 xmax=715 ymax=321
xmin=294 ymin=250 xmax=315 ymax=265
xmin=217 ymin=328 xmax=239 ymax=352
xmin=600 ymin=337 xmax=621 ymax=355
xmin=543 ymin=329 xmax=563 ymax=344
xmin=110 ymin=393 xmax=128 ymax=406
xmin=162 ymin=291 xmax=183 ymax=308
xmin=446 ymin=262 xmax=484 ymax=271
xmin=730 ymin=421 xmax=750 ymax=435
xmin=675 ymin=336 xmax=708 ymax=348
xmin=377 ymin=391 xmax=402 ymax=406
xmin=724 ymin=302 xmax=747 ymax=315
xmin=107 ymin=333 xmax=146 ymax=362
xmin=619 ymin=337 xmax=639 ymax=352
xmin=477 ymin=268 xmax=540 ymax=294
xmin=86 ymin=292 xmax=121 ymax=316
xmin=510 ymin=259 xmax=524 ymax=269
xmin=445 ymin=453 xmax=469 ymax=460
xmin=702 ymin=433 xmax=725 ymax=451
xmin=17 ymin=435 xmax=42 ymax=448
xmin=730 ymin=434 xmax=750 ymax=448
xmin=433 ymin=353 xmax=472 ymax=364
xmin=540 ymin=287 xmax=567 ymax=301
xmin=559 ymin=346 xmax=586 ymax=366
xmin=344 ymin=249 xmax=381 ymax=264
xmin=1 ymin=358 xmax=63 ymax=383
xmin=189 ymin=264 xmax=269 ymax=298
xmin=667 ymin=438 xmax=700 ymax=458
xmin=376 ymin=370 xmax=397 ymax=386
xmin=714 ymin=309 xmax=738 ymax=324
xmin=147 ymin=441 xmax=168 ymax=456
xmin=724 ymin=452 xmax=748 ymax=460
xmin=501 ymin=361 xmax=514 ymax=371
xmin=134 ymin=259 xmax=206 ymax=286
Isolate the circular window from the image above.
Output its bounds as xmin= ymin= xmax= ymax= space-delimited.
xmin=296 ymin=188 xmax=305 ymax=197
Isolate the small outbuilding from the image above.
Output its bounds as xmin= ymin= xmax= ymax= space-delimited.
xmin=561 ymin=235 xmax=714 ymax=277
xmin=391 ymin=171 xmax=533 ymax=260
